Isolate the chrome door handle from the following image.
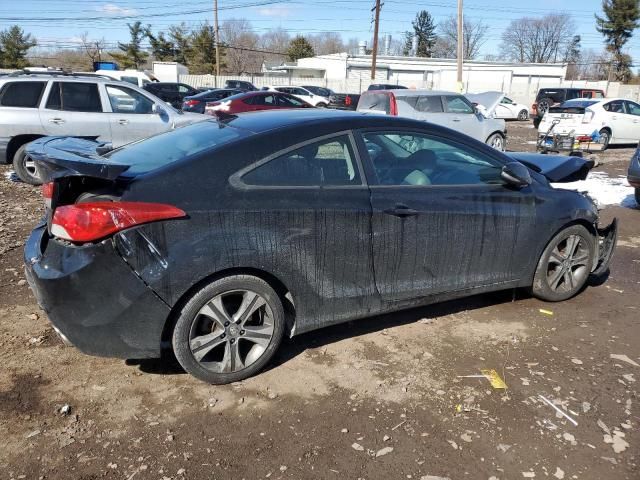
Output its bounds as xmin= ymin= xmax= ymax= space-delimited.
xmin=48 ymin=118 xmax=65 ymax=124
xmin=118 ymin=119 xmax=129 ymax=125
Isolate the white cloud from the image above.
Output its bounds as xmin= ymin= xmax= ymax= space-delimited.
xmin=98 ymin=4 xmax=138 ymax=16
xmin=256 ymin=5 xmax=293 ymax=17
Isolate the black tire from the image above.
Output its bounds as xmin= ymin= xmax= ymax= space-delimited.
xmin=517 ymin=109 xmax=529 ymax=121
xmin=532 ymin=225 xmax=595 ymax=302
xmin=533 ymin=116 xmax=542 ymax=129
xmin=486 ymin=133 xmax=506 ymax=151
xmin=13 ymin=144 xmax=42 ymax=185
xmin=599 ymin=129 xmax=611 ymax=150
xmin=635 ymin=187 xmax=640 ymax=205
xmin=316 ymin=102 xmax=328 ymax=108
xmin=172 ymin=275 xmax=285 ymax=384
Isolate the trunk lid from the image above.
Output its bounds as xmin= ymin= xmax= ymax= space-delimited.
xmin=465 ymin=91 xmax=505 ymax=118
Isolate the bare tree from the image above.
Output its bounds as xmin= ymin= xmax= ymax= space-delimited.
xmin=79 ymin=32 xmax=107 ymax=64
xmin=309 ymin=32 xmax=344 ymax=55
xmin=435 ymin=15 xmax=488 ymax=59
xmin=260 ymin=27 xmax=290 ymax=64
xmin=500 ymin=14 xmax=576 ymax=63
xmin=220 ymin=19 xmax=262 ymax=74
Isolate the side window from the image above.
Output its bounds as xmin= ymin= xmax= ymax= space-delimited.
xmin=106 ymin=85 xmax=154 ymax=114
xmin=243 ymin=135 xmax=361 ymax=187
xmin=0 ymin=81 xmax=46 ymax=108
xmin=292 ymin=88 xmax=307 ymax=95
xmin=178 ymin=85 xmax=191 ymax=94
xmin=56 ymin=83 xmax=102 ymax=112
xmin=278 ymin=95 xmax=305 ymax=107
xmin=363 ymin=131 xmax=504 ymax=186
xmin=603 ymin=100 xmax=626 ymax=113
xmin=46 ymin=82 xmax=62 ymax=110
xmin=625 ymin=101 xmax=640 ymax=116
xmin=262 ymin=94 xmax=277 ymax=106
xmin=444 ymin=96 xmax=474 ymax=114
xmin=121 ymin=76 xmax=139 ymax=86
xmin=415 ymin=96 xmax=444 ymax=113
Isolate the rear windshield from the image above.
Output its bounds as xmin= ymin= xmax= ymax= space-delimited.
xmin=549 ymin=100 xmax=598 ymax=114
xmin=105 ymin=120 xmax=248 ymax=175
xmin=358 ymin=93 xmax=391 ymax=113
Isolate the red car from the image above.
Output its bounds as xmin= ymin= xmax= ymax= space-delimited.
xmin=204 ymin=91 xmax=313 ymax=116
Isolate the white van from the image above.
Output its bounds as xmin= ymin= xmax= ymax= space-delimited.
xmin=95 ymin=69 xmax=158 ymax=88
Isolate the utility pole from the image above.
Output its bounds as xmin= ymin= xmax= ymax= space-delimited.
xmin=371 ymin=0 xmax=381 ymax=80
xmin=456 ymin=0 xmax=463 ymax=92
xmin=214 ymin=0 xmax=220 ymax=76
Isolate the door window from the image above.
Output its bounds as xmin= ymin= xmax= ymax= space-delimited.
xmin=250 ymin=94 xmax=277 ymax=106
xmin=178 ymin=85 xmax=191 ymax=94
xmin=363 ymin=131 xmax=504 ymax=186
xmin=603 ymin=100 xmax=626 ymax=113
xmin=106 ymin=85 xmax=154 ymax=114
xmin=45 ymin=82 xmax=102 ymax=112
xmin=625 ymin=101 xmax=640 ymax=116
xmin=277 ymin=94 xmax=306 ymax=107
xmin=444 ymin=95 xmax=474 ymax=114
xmin=121 ymin=76 xmax=139 ymax=86
xmin=0 ymin=81 xmax=46 ymax=107
xmin=243 ymin=135 xmax=361 ymax=187
xmin=415 ymin=95 xmax=444 ymax=112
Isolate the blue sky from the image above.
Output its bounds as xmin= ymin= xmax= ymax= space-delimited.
xmin=3 ymin=0 xmax=639 ymax=60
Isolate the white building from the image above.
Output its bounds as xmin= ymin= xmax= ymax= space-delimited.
xmin=264 ymin=53 xmax=569 ymax=104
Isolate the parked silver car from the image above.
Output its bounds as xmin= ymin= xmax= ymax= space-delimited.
xmin=356 ymin=89 xmax=507 ymax=151
xmin=0 ymin=72 xmax=204 ymax=184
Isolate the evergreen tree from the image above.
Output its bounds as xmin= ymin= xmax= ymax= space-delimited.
xmin=168 ymin=23 xmax=192 ymax=65
xmin=0 ymin=25 xmax=37 ymax=69
xmin=146 ymin=28 xmax=174 ymax=61
xmin=187 ymin=24 xmax=218 ymax=74
xmin=111 ymin=22 xmax=148 ymax=69
xmin=596 ymin=0 xmax=640 ymax=81
xmin=286 ymin=36 xmax=314 ymax=61
xmin=403 ymin=11 xmax=437 ymax=57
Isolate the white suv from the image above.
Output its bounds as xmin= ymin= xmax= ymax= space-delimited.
xmin=266 ymin=86 xmax=329 ymax=107
xmin=0 ymin=72 xmax=204 ymax=184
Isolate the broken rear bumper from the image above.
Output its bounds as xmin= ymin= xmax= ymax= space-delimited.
xmin=592 ymin=218 xmax=617 ymax=276
xmin=24 ymin=224 xmax=171 ymax=359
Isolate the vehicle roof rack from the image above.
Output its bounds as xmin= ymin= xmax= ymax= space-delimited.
xmin=8 ymin=68 xmax=115 ymax=80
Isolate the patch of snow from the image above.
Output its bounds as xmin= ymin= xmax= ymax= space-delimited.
xmin=551 ymin=171 xmax=637 ymax=209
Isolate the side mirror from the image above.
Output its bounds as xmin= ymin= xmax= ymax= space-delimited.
xmin=501 ymin=162 xmax=532 ymax=187
xmin=152 ymin=103 xmax=166 ymax=115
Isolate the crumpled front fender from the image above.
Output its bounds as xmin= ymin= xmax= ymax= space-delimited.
xmin=592 ymin=218 xmax=617 ymax=276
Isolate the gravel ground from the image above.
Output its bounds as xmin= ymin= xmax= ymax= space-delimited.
xmin=0 ymin=122 xmax=638 ymax=480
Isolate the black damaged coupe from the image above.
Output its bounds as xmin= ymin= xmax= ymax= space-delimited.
xmin=24 ymin=110 xmax=617 ymax=384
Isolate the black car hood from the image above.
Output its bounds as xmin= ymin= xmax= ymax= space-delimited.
xmin=26 ymin=137 xmax=130 ymax=182
xmin=505 ymin=152 xmax=594 ymax=183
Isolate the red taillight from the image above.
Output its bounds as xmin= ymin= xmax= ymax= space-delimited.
xmin=51 ymin=201 xmax=186 ymax=243
xmin=183 ymin=99 xmax=201 ymax=107
xmin=389 ymin=93 xmax=398 ymax=116
xmin=42 ymin=182 xmax=54 ymax=208
xmin=345 ymin=95 xmax=352 ymax=106
xmin=532 ymin=103 xmax=538 ymax=114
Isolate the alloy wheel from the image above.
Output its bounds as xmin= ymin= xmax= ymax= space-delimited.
xmin=545 ymin=234 xmax=590 ymax=293
xmin=490 ymin=135 xmax=504 ymax=151
xmin=24 ymin=155 xmax=37 ymax=176
xmin=518 ymin=110 xmax=528 ymax=121
xmin=188 ymin=289 xmax=274 ymax=373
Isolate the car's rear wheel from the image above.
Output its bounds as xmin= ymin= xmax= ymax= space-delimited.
xmin=487 ymin=133 xmax=506 ymax=151
xmin=316 ymin=102 xmax=327 ymax=108
xmin=533 ymin=117 xmax=542 ymax=129
xmin=599 ymin=129 xmax=611 ymax=150
xmin=172 ymin=275 xmax=285 ymax=384
xmin=517 ymin=109 xmax=529 ymax=121
xmin=537 ymin=98 xmax=552 ymax=116
xmin=13 ymin=145 xmax=42 ymax=185
xmin=532 ymin=225 xmax=595 ymax=302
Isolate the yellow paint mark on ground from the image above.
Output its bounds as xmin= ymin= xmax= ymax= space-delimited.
xmin=481 ymin=369 xmax=508 ymax=389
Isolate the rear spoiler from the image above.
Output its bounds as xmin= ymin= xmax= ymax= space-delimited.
xmin=26 ymin=137 xmax=130 ymax=182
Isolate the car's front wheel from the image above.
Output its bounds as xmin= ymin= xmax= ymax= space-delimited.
xmin=487 ymin=133 xmax=506 ymax=151
xmin=532 ymin=225 xmax=595 ymax=302
xmin=517 ymin=109 xmax=529 ymax=121
xmin=172 ymin=275 xmax=285 ymax=384
xmin=13 ymin=145 xmax=42 ymax=185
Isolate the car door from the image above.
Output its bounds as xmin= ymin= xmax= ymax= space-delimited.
xmin=442 ymin=95 xmax=480 ymax=139
xmin=496 ymin=97 xmax=516 ymax=119
xmin=103 ymin=83 xmax=172 ymax=147
xmin=40 ymin=81 xmax=112 ymax=142
xmin=232 ymin=133 xmax=378 ymax=331
xmin=602 ymin=100 xmax=629 ymax=142
xmin=357 ymin=129 xmax=537 ymax=304
xmin=624 ymin=101 xmax=640 ymax=141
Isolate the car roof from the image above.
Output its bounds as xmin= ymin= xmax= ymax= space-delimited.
xmin=364 ymin=89 xmax=458 ymax=97
xmin=216 ymin=108 xmax=457 ymax=135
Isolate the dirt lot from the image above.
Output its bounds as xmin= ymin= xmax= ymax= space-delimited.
xmin=1 ymin=122 xmax=638 ymax=480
